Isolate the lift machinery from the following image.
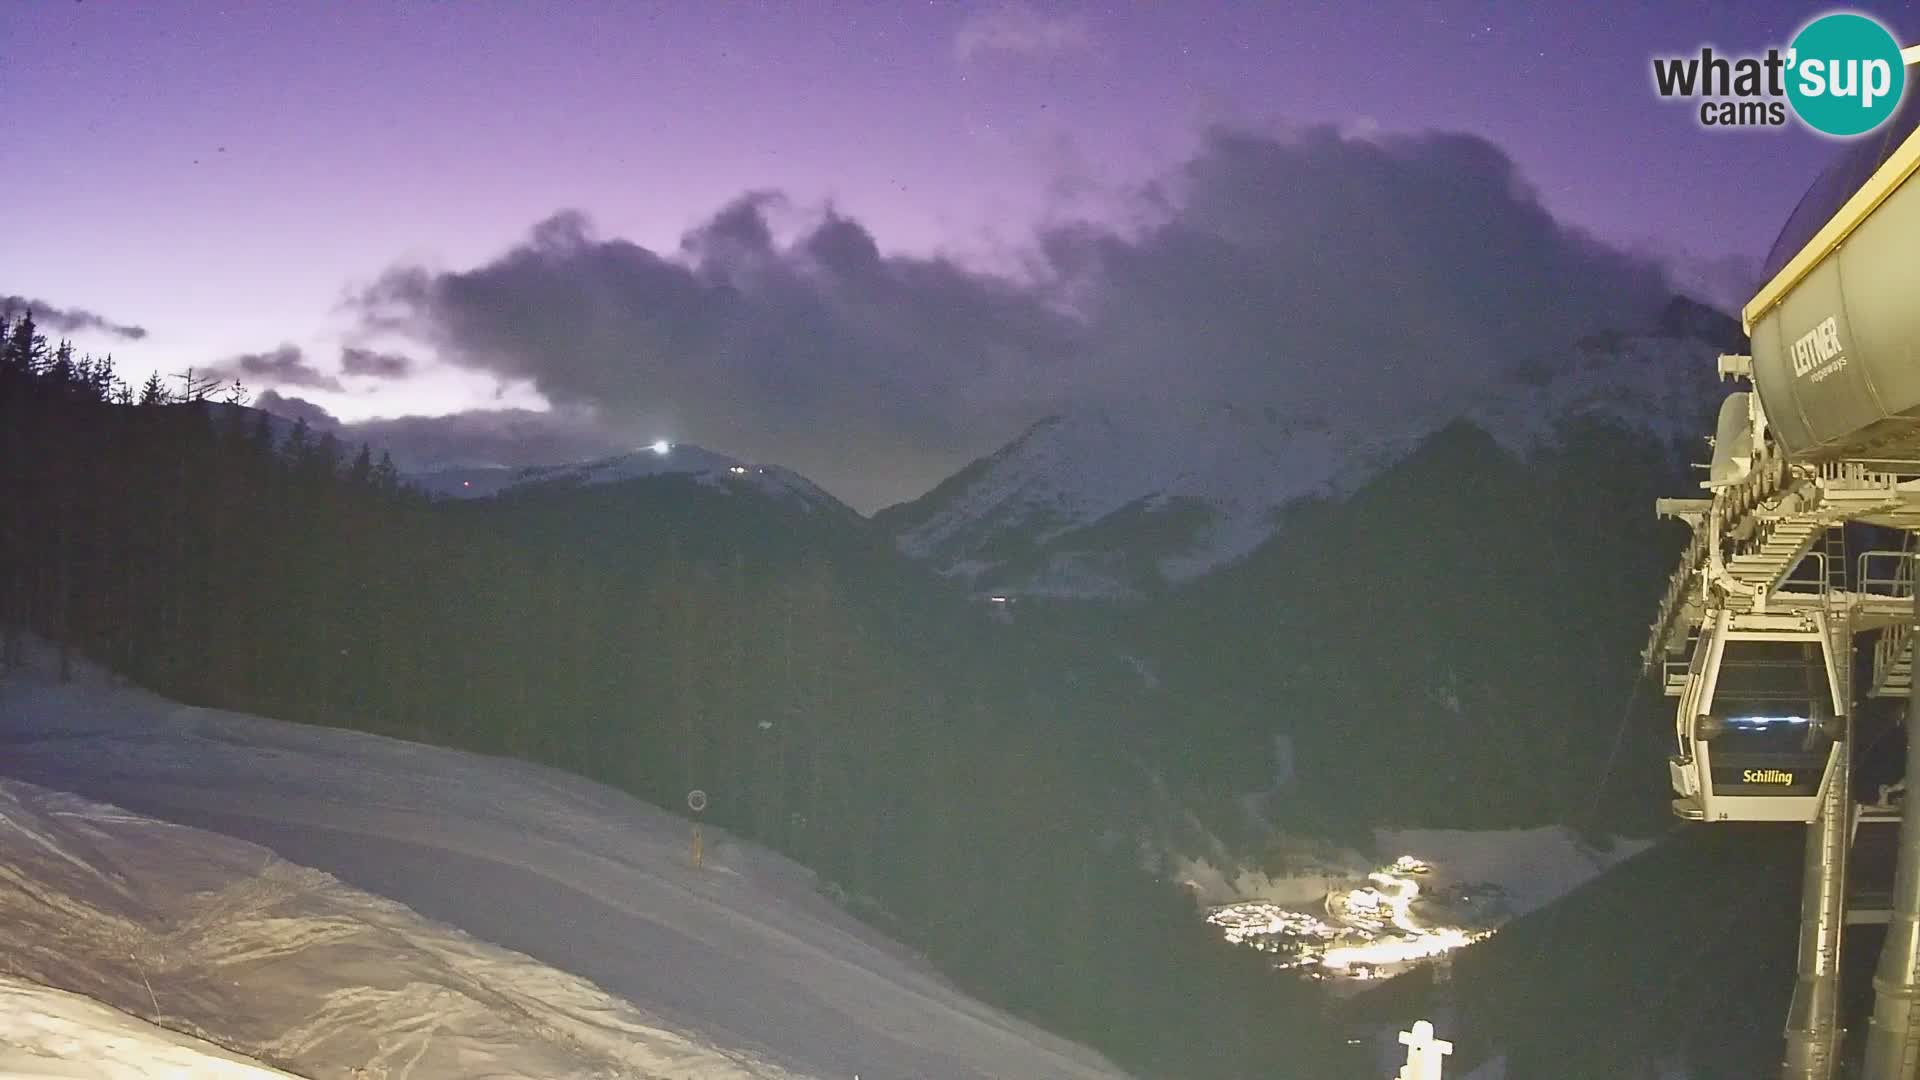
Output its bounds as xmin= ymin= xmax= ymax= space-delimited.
xmin=1644 ymin=56 xmax=1920 ymax=1079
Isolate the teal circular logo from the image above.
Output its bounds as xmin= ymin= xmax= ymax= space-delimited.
xmin=1787 ymin=13 xmax=1906 ymax=137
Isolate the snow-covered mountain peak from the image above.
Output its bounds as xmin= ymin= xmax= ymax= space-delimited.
xmin=406 ymin=443 xmax=845 ymax=514
xmin=881 ymin=301 xmax=1734 ymax=599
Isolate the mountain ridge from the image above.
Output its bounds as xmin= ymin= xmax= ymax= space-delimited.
xmin=879 ymin=296 xmax=1738 ymax=599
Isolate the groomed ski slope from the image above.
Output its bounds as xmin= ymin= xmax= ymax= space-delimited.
xmin=0 ymin=650 xmax=1128 ymax=1080
xmin=0 ymin=973 xmax=305 ymax=1079
xmin=0 ymin=776 xmax=807 ymax=1078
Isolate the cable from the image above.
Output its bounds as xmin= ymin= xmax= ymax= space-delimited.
xmin=1533 ymin=668 xmax=1659 ymax=957
xmin=1579 ymin=667 xmax=1650 ymax=833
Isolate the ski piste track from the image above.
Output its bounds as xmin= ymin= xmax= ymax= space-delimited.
xmin=1640 ymin=60 xmax=1920 ymax=1080
xmin=0 ymin=661 xmax=1129 ymax=1080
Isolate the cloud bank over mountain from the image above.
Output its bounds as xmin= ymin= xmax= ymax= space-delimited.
xmin=350 ymin=126 xmax=1673 ymax=511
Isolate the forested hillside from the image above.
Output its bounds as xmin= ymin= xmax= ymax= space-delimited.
xmin=1132 ymin=415 xmax=1701 ymax=835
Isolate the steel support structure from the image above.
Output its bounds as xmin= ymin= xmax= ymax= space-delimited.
xmin=1867 ymin=588 xmax=1920 ymax=1078
xmin=1784 ymin=610 xmax=1851 ymax=1079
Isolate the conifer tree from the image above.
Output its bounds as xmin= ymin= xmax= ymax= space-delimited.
xmin=283 ymin=417 xmax=312 ymax=466
xmin=83 ymin=354 xmax=120 ymax=403
xmin=138 ymin=371 xmax=170 ymax=406
xmin=4 ymin=313 xmax=47 ymax=377
xmin=348 ymin=443 xmax=374 ymax=488
xmin=48 ymin=340 xmax=76 ymax=387
xmin=372 ymin=451 xmax=400 ymax=494
xmin=250 ymin=408 xmax=276 ymax=455
xmin=312 ymin=431 xmax=343 ymax=484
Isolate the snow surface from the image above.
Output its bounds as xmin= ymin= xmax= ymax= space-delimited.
xmin=1186 ymin=827 xmax=1655 ymax=994
xmin=405 ymin=445 xmax=843 ymax=515
xmin=887 ymin=330 xmax=1725 ymax=598
xmin=0 ymin=973 xmax=303 ymax=1079
xmin=0 ymin=652 xmax=1128 ymax=1080
xmin=1174 ymin=826 xmax=1652 ymax=918
xmin=0 ymin=776 xmax=803 ymax=1079
xmin=1372 ymin=826 xmax=1656 ymax=919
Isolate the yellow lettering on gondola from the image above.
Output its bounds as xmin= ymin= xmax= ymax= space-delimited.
xmin=1742 ymin=768 xmax=1796 ymax=785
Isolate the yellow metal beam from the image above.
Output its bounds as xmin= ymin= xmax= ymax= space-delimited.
xmin=1744 ymin=45 xmax=1920 ymax=333
xmin=1743 ymin=130 xmax=1920 ymax=334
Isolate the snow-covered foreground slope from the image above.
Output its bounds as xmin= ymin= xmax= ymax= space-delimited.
xmin=0 ymin=776 xmax=802 ymax=1079
xmin=0 ymin=973 xmax=304 ymax=1079
xmin=0 ymin=656 xmax=1128 ymax=1080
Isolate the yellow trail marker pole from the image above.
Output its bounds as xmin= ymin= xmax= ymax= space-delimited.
xmin=686 ymin=789 xmax=708 ymax=870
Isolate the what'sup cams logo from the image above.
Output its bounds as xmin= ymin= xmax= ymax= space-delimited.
xmin=1653 ymin=11 xmax=1908 ymax=137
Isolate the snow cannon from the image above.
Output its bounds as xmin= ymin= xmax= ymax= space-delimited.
xmin=1748 ymin=72 xmax=1920 ymax=463
xmin=1670 ymin=609 xmax=1845 ymax=823
xmin=1707 ymin=391 xmax=1755 ymax=487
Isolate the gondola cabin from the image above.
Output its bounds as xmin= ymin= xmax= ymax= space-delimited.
xmin=1671 ymin=609 xmax=1845 ymax=822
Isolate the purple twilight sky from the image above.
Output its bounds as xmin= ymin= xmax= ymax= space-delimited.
xmin=5 ymin=1 xmax=1916 ymax=510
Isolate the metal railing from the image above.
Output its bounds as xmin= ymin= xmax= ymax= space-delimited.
xmin=1858 ymin=548 xmax=1918 ymax=597
xmin=1779 ymin=552 xmax=1831 ymax=596
xmin=1663 ymin=628 xmax=1700 ymax=693
xmin=1864 ymin=537 xmax=1918 ymax=696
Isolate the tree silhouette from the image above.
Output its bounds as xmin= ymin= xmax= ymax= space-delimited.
xmin=138 ymin=371 xmax=170 ymax=406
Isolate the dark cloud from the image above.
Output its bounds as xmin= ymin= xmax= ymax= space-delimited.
xmin=208 ymin=344 xmax=344 ymax=392
xmin=354 ymin=195 xmax=1080 ymax=511
xmin=337 ymin=407 xmax=634 ymax=470
xmin=352 ymin=125 xmax=1673 ymax=511
xmin=253 ymin=391 xmax=623 ymax=473
xmin=803 ymin=213 xmax=883 ymax=278
xmin=1 ymin=294 xmax=148 ymax=340
xmin=339 ymin=345 xmax=415 ymax=378
xmin=1041 ymin=125 xmax=1673 ymax=431
xmin=253 ymin=390 xmax=340 ymax=429
xmin=679 ymin=193 xmax=781 ymax=262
